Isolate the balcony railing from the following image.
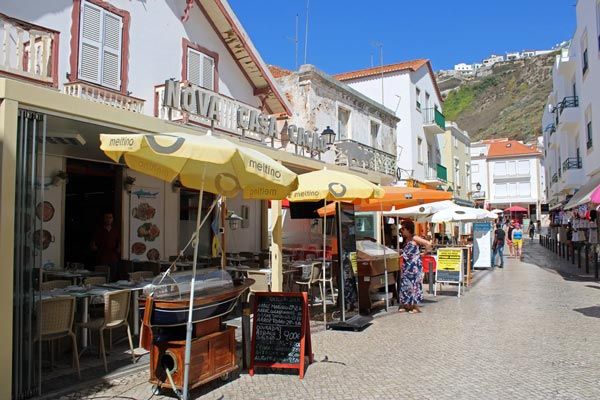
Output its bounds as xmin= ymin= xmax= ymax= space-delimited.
xmin=422 ymin=107 xmax=446 ymax=131
xmin=64 ymin=81 xmax=145 ymax=113
xmin=0 ymin=13 xmax=59 ymax=86
xmin=562 ymin=157 xmax=582 ymax=171
xmin=334 ymin=139 xmax=396 ymax=176
xmin=552 ymin=173 xmax=559 ymax=183
xmin=425 ymin=163 xmax=447 ymax=181
xmin=544 ymin=123 xmax=556 ymax=135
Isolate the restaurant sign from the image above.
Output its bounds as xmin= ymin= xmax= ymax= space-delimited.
xmin=162 ymin=79 xmax=326 ymax=155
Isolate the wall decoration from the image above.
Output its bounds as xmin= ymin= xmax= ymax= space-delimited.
xmin=130 ymin=187 xmax=163 ymax=261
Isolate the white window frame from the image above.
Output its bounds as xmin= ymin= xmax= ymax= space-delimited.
xmin=417 ymin=137 xmax=423 ymax=164
xmin=78 ymin=0 xmax=123 ymax=90
xmin=337 ymin=106 xmax=351 ymax=141
xmin=370 ymin=120 xmax=380 ymax=148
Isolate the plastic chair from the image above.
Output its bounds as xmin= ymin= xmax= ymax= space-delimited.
xmin=316 ymin=262 xmax=337 ymax=305
xmin=295 ymin=262 xmax=322 ymax=305
xmin=421 ymin=255 xmax=437 ymax=274
xmin=35 ymin=296 xmax=80 ymax=378
xmin=84 ymin=276 xmax=106 ymax=286
xmin=40 ymin=279 xmax=71 ymax=291
xmin=76 ymin=290 xmax=135 ymax=372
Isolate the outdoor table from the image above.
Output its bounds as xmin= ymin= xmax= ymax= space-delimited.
xmin=43 ymin=269 xmax=103 ymax=284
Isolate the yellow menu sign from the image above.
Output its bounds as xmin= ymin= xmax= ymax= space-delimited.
xmin=437 ymin=248 xmax=462 ymax=272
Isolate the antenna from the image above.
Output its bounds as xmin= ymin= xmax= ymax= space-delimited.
xmin=370 ymin=52 xmax=374 ymax=68
xmin=295 ymin=14 xmax=299 ymax=69
xmin=304 ymin=0 xmax=310 ymax=65
xmin=371 ymin=41 xmax=384 ymax=106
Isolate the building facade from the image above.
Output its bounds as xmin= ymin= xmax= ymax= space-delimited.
xmin=441 ymin=122 xmax=472 ymax=203
xmin=333 ymin=59 xmax=447 ymax=186
xmin=543 ymin=0 xmax=600 ymax=210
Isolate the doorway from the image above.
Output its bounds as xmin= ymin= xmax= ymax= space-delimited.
xmin=64 ymin=159 xmax=122 ymax=267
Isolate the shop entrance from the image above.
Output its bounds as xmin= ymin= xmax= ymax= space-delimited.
xmin=64 ymin=159 xmax=122 ymax=268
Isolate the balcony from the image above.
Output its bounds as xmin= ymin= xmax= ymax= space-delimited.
xmin=64 ymin=81 xmax=145 ymax=113
xmin=553 ymin=96 xmax=579 ymax=131
xmin=334 ymin=139 xmax=396 ymax=176
xmin=425 ymin=163 xmax=447 ymax=182
xmin=0 ymin=13 xmax=59 ymax=87
xmin=560 ymin=157 xmax=584 ymax=191
xmin=422 ymin=108 xmax=445 ymax=134
xmin=556 ymin=47 xmax=576 ymax=77
xmin=552 ymin=172 xmax=559 ymax=183
xmin=544 ymin=123 xmax=556 ymax=136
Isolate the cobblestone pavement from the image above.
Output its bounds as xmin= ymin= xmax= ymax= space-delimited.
xmin=56 ymin=243 xmax=600 ymax=400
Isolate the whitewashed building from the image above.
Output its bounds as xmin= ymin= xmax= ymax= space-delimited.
xmin=544 ymin=0 xmax=600 ymax=211
xmin=482 ymin=54 xmax=504 ymax=66
xmin=334 ymin=59 xmax=447 ymax=186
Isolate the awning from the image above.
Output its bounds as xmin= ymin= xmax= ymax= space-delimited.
xmin=563 ymin=174 xmax=600 ymax=209
xmin=549 ymin=202 xmax=565 ymax=211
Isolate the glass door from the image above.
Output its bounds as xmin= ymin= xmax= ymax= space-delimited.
xmin=13 ymin=109 xmax=46 ymax=399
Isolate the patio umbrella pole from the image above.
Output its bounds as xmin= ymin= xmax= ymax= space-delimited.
xmin=182 ymin=167 xmax=207 ymax=400
xmin=322 ymin=199 xmax=327 ymax=326
xmin=380 ymin=204 xmax=389 ymax=311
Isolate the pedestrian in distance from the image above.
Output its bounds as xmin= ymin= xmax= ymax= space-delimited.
xmin=398 ymin=220 xmax=431 ymax=314
xmin=492 ymin=223 xmax=506 ymax=268
xmin=529 ymin=222 xmax=535 ymax=242
xmin=512 ymin=222 xmax=524 ymax=260
xmin=506 ymin=220 xmax=515 ymax=258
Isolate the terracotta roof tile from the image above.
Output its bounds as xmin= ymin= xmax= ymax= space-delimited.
xmin=333 ymin=59 xmax=443 ymax=103
xmin=268 ymin=65 xmax=294 ymax=78
xmin=487 ymin=140 xmax=541 ymax=158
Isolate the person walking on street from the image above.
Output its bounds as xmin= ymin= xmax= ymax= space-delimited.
xmin=398 ymin=220 xmax=431 ymax=314
xmin=529 ymin=222 xmax=536 ymax=242
xmin=506 ymin=220 xmax=515 ymax=258
xmin=492 ymin=223 xmax=506 ymax=268
xmin=512 ymin=222 xmax=524 ymax=260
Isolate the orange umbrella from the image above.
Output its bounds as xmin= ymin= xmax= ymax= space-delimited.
xmin=317 ymin=186 xmax=452 ymax=216
xmin=356 ymin=186 xmax=452 ymax=212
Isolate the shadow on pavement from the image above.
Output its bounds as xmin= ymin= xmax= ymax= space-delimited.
xmin=555 ymin=270 xmax=597 ymax=282
xmin=585 ymin=285 xmax=600 ymax=290
xmin=573 ymin=305 xmax=600 ymax=319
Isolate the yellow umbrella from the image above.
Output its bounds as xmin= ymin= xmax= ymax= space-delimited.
xmin=100 ymin=131 xmax=297 ymax=400
xmin=287 ymin=168 xmax=384 ymax=324
xmin=287 ymin=169 xmax=384 ymax=201
xmin=100 ymin=132 xmax=297 ymax=199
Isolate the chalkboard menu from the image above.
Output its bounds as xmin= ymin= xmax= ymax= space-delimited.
xmin=249 ymin=292 xmax=313 ymax=379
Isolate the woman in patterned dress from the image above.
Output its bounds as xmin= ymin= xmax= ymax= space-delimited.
xmin=399 ymin=220 xmax=431 ymax=314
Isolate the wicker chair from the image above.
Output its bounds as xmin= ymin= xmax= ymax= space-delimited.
xmin=40 ymin=280 xmax=71 ymax=291
xmin=35 ymin=297 xmax=80 ymax=378
xmin=129 ymin=271 xmax=154 ymax=282
xmin=76 ymin=290 xmax=135 ymax=372
xmin=84 ymin=276 xmax=106 ymax=286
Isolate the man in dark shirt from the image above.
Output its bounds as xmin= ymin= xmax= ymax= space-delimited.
xmin=91 ymin=212 xmax=120 ymax=281
xmin=492 ymin=223 xmax=506 ymax=268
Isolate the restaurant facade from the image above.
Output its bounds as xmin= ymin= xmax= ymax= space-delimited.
xmin=0 ymin=1 xmax=393 ymax=398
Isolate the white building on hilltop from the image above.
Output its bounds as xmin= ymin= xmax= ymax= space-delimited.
xmin=482 ymin=54 xmax=504 ymax=67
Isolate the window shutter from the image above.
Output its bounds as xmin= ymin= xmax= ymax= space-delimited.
xmin=78 ymin=2 xmax=103 ymax=84
xmin=187 ymin=48 xmax=202 ymax=86
xmin=201 ymin=55 xmax=214 ymax=90
xmin=101 ymin=12 xmax=122 ymax=89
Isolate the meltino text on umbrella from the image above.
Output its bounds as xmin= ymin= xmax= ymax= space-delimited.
xmin=247 ymin=159 xmax=283 ymax=180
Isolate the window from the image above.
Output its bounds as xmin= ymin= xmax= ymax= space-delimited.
xmin=583 ymin=48 xmax=589 ymax=74
xmin=370 ymin=121 xmax=380 ymax=148
xmin=597 ymin=0 xmax=600 ymax=52
xmin=518 ymin=182 xmax=531 ymax=197
xmin=517 ymin=160 xmax=529 ymax=175
xmin=187 ymin=48 xmax=215 ymax=90
xmin=453 ymin=136 xmax=458 ymax=148
xmin=495 ymin=183 xmax=507 ymax=198
xmin=337 ymin=107 xmax=350 ymax=140
xmin=494 ymin=162 xmax=506 ymax=176
xmin=582 ymin=31 xmax=589 ymax=75
xmin=465 ymin=163 xmax=471 ymax=189
xmin=454 ymin=158 xmax=460 ymax=187
xmin=78 ymin=0 xmax=124 ymax=90
xmin=425 ymin=92 xmax=430 ymax=110
xmin=417 ymin=137 xmax=423 ymax=163
xmin=415 ymin=87 xmax=421 ymax=111
xmin=507 ymin=160 xmax=516 ymax=176
xmin=508 ymin=182 xmax=517 ymax=197
xmin=587 ymin=108 xmax=593 ymax=149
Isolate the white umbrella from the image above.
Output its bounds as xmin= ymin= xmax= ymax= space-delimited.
xmin=491 ymin=209 xmax=504 ymax=214
xmin=429 ymin=205 xmax=494 ymax=223
xmin=386 ymin=200 xmax=455 ymax=219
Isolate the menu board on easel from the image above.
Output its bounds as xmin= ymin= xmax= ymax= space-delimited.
xmin=249 ymin=292 xmax=313 ymax=379
xmin=436 ymin=248 xmax=463 ymax=297
xmin=129 ymin=187 xmax=163 ymax=262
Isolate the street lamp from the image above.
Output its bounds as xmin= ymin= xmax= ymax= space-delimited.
xmin=225 ymin=211 xmax=243 ymax=230
xmin=476 ymin=182 xmax=481 ymax=191
xmin=320 ymin=126 xmax=336 ymax=146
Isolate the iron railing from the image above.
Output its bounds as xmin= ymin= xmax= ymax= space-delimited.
xmin=552 ymin=173 xmax=559 ymax=183
xmin=544 ymin=123 xmax=556 ymax=135
xmin=562 ymin=157 xmax=582 ymax=171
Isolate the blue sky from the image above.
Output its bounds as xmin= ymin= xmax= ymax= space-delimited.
xmin=229 ymin=0 xmax=576 ymax=74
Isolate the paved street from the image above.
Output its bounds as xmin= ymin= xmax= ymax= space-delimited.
xmin=56 ymin=242 xmax=600 ymax=400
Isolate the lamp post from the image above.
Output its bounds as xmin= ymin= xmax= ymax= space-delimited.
xmin=320 ymin=126 xmax=336 ymax=147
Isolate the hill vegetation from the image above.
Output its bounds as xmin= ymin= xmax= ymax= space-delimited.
xmin=439 ymin=53 xmax=556 ymax=142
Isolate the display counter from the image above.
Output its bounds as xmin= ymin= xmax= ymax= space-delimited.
xmin=356 ymin=240 xmax=399 ymax=314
